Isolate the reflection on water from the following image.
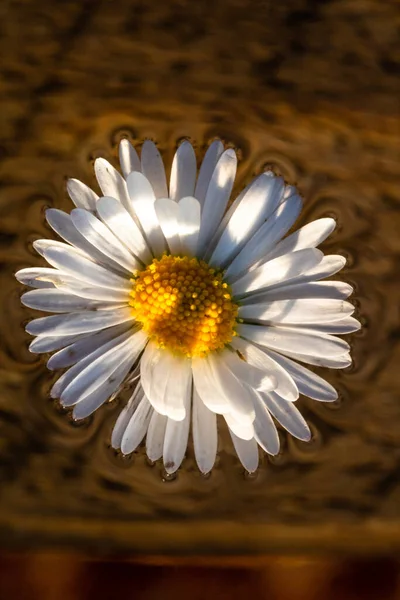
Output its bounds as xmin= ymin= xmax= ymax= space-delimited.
xmin=0 ymin=0 xmax=399 ymax=556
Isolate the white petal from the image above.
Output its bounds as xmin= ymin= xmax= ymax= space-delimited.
xmin=21 ymin=288 xmax=115 ymax=313
xmin=26 ymin=306 xmax=135 ymax=337
xmin=239 ymin=298 xmax=354 ymax=325
xmin=278 ymin=349 xmax=352 ymax=369
xmin=60 ymin=329 xmax=146 ymax=406
xmin=169 ymin=141 xmax=197 ymax=201
xmin=67 ymin=179 xmax=98 ymax=212
xmin=96 ymin=196 xmax=152 ymax=265
xmin=111 ymin=386 xmax=144 ymax=449
xmin=146 ymin=411 xmax=168 ymax=461
xmin=262 ymin=391 xmax=311 ymax=441
xmin=229 ymin=431 xmax=259 ymax=472
xmin=240 ymin=280 xmax=354 ymax=304
xmin=94 ymin=158 xmax=131 ymax=212
xmin=178 ymin=196 xmax=201 ymax=256
xmin=231 ymin=337 xmax=299 ymax=402
xmin=192 ymin=389 xmax=218 ymax=474
xmin=208 ymin=353 xmax=255 ymax=424
xmin=162 ymin=356 xmax=192 ymax=421
xmin=47 ymin=322 xmax=132 ymax=370
xmin=140 ymin=140 xmax=168 ymax=199
xmin=71 ymin=208 xmax=140 ymax=273
xmin=194 ymin=140 xmax=224 ymax=206
xmin=224 ymin=413 xmax=254 ymax=441
xmin=140 ymin=344 xmax=175 ymax=416
xmin=163 ymin=393 xmax=191 ymax=474
xmin=225 ymin=191 xmax=302 ymax=279
xmin=33 ymin=239 xmax=87 ymax=259
xmin=119 ymin=139 xmax=141 ymax=178
xmin=238 ymin=323 xmax=350 ymax=358
xmin=231 ymin=249 xmax=323 ymax=297
xmin=121 ymin=396 xmax=153 ymax=454
xmin=29 ymin=332 xmax=88 ymax=354
xmin=297 ymin=317 xmax=361 ymax=334
xmin=154 ymin=198 xmax=182 ymax=255
xmin=264 ymin=218 xmax=336 ymax=261
xmin=210 ymin=172 xmax=286 ymax=268
xmin=15 ymin=267 xmax=58 ymax=289
xmin=72 ymin=355 xmax=135 ymax=420
xmin=44 ymin=210 xmax=127 ymax=275
xmin=197 ymin=149 xmax=237 ymax=256
xmin=287 ymin=255 xmax=346 ymax=286
xmin=43 ymin=246 xmax=131 ymax=291
xmin=126 ymin=171 xmax=167 ymax=257
xmin=51 ymin=278 xmax=129 ymax=302
xmin=253 ymin=392 xmax=280 ymax=455
xmin=220 ymin=348 xmax=276 ymax=392
xmin=192 ymin=356 xmax=231 ymax=414
xmin=265 ymin=350 xmax=338 ymax=402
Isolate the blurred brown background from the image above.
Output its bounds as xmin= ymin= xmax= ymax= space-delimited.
xmin=0 ymin=0 xmax=399 ymax=597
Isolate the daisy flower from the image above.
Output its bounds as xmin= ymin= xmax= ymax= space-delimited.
xmin=16 ymin=139 xmax=360 ymax=474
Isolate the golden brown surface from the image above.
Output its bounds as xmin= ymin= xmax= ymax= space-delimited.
xmin=0 ymin=0 xmax=400 ymax=558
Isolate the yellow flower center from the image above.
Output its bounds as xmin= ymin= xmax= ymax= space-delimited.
xmin=130 ymin=255 xmax=238 ymax=357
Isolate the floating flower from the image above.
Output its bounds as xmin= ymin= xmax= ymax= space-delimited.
xmin=16 ymin=139 xmax=360 ymax=474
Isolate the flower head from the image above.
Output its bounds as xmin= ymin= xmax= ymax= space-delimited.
xmin=16 ymin=138 xmax=360 ymax=474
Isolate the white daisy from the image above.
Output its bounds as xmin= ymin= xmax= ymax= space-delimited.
xmin=16 ymin=138 xmax=360 ymax=475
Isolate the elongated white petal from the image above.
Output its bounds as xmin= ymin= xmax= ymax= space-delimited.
xmin=15 ymin=267 xmax=59 ymax=289
xmin=211 ymin=172 xmax=286 ymax=268
xmin=239 ymin=298 xmax=354 ymax=325
xmin=197 ymin=149 xmax=237 ymax=256
xmin=141 ymin=140 xmax=168 ymax=199
xmin=231 ymin=337 xmax=299 ymax=402
xmin=94 ymin=158 xmax=131 ymax=211
xmin=140 ymin=344 xmax=175 ymax=416
xmin=279 ymin=349 xmax=352 ymax=369
xmin=265 ymin=350 xmax=338 ymax=402
xmin=96 ymin=196 xmax=152 ymax=265
xmin=146 ymin=410 xmax=168 ymax=461
xmin=262 ymin=391 xmax=311 ymax=441
xmin=194 ymin=140 xmax=224 ymax=206
xmin=29 ymin=332 xmax=89 ymax=354
xmin=208 ymin=353 xmax=255 ymax=423
xmin=178 ymin=196 xmax=201 ymax=256
xmin=21 ymin=288 xmax=115 ymax=313
xmin=231 ymin=249 xmax=323 ymax=297
xmin=119 ymin=139 xmax=141 ymax=178
xmin=154 ymin=198 xmax=182 ymax=255
xmin=126 ymin=171 xmax=167 ymax=257
xmin=229 ymin=430 xmax=259 ymax=472
xmin=192 ymin=356 xmax=231 ymax=414
xmin=33 ymin=239 xmax=87 ymax=259
xmin=60 ymin=329 xmax=146 ymax=406
xmin=192 ymin=389 xmax=218 ymax=474
xmin=253 ymin=392 xmax=280 ymax=455
xmin=169 ymin=141 xmax=197 ymax=201
xmin=296 ymin=317 xmax=360 ymax=334
xmin=163 ymin=392 xmax=191 ymax=474
xmin=67 ymin=179 xmax=98 ymax=212
xmin=225 ymin=191 xmax=302 ymax=279
xmin=71 ymin=208 xmax=140 ymax=272
xmin=162 ymin=356 xmax=192 ymax=421
xmin=224 ymin=413 xmax=254 ymax=441
xmin=47 ymin=322 xmax=132 ymax=370
xmin=287 ymin=255 xmax=346 ymax=286
xmin=121 ymin=396 xmax=153 ymax=454
xmin=220 ymin=348 xmax=276 ymax=392
xmin=240 ymin=281 xmax=354 ymax=304
xmin=51 ymin=278 xmax=129 ymax=302
xmin=111 ymin=386 xmax=144 ymax=449
xmin=26 ymin=306 xmax=135 ymax=337
xmin=72 ymin=354 xmax=136 ymax=419
xmin=43 ymin=246 xmax=131 ymax=291
xmin=238 ymin=323 xmax=350 ymax=358
xmin=264 ymin=218 xmax=336 ymax=262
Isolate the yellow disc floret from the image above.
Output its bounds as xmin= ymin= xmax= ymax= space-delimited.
xmin=130 ymin=255 xmax=238 ymax=357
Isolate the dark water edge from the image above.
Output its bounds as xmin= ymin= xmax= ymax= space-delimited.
xmin=0 ymin=0 xmax=399 ymax=560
